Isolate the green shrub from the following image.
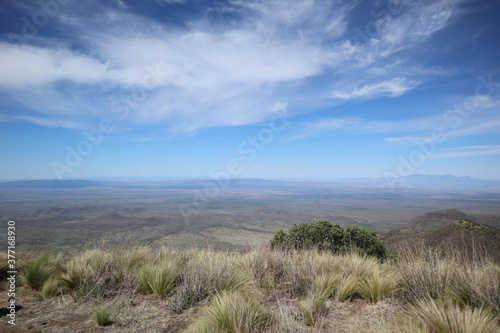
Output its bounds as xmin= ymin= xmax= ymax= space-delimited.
xmin=270 ymin=221 xmax=388 ymax=260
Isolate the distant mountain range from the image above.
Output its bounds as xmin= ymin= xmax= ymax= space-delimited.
xmin=1 ymin=175 xmax=500 ymax=190
xmin=380 ymin=208 xmax=500 ymax=262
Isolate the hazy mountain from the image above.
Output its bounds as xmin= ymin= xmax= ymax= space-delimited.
xmin=1 ymin=175 xmax=500 ymax=190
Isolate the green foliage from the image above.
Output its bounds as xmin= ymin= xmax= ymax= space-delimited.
xmin=270 ymin=221 xmax=389 ymax=260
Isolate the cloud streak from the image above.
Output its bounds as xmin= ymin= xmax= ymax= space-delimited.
xmin=428 ymin=145 xmax=500 ymax=159
xmin=0 ymin=0 xmax=462 ymax=135
xmin=331 ymin=78 xmax=419 ymax=99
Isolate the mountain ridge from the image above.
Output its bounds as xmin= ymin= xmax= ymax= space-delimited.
xmin=2 ymin=175 xmax=500 ymax=190
xmin=380 ymin=208 xmax=500 ymax=262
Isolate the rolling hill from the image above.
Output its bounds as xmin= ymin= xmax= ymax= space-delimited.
xmin=380 ymin=209 xmax=500 ymax=262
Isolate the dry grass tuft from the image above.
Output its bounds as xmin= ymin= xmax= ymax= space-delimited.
xmin=186 ymin=291 xmax=272 ymax=333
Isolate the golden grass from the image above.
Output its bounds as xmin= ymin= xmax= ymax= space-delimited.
xmin=61 ymin=248 xmax=113 ymax=289
xmin=7 ymin=242 xmax=499 ymax=332
xmin=135 ymin=260 xmax=180 ymax=297
xmin=186 ymin=291 xmax=272 ymax=333
xmin=19 ymin=252 xmax=63 ymax=291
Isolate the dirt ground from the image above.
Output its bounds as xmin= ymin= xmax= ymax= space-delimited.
xmin=1 ymin=281 xmax=403 ymax=333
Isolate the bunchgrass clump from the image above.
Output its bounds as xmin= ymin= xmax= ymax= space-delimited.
xmin=299 ymin=273 xmax=338 ymax=325
xmin=171 ymin=287 xmax=211 ymax=314
xmin=409 ymin=298 xmax=499 ymax=333
xmin=61 ymin=249 xmax=113 ymax=290
xmin=357 ymin=266 xmax=400 ymax=302
xmin=184 ymin=251 xmax=256 ymax=295
xmin=135 ymin=260 xmax=180 ymax=297
xmin=19 ymin=253 xmax=62 ymax=291
xmin=41 ymin=277 xmax=62 ymax=299
xmin=186 ymin=291 xmax=271 ymax=333
xmin=397 ymin=245 xmax=500 ymax=313
xmin=95 ymin=308 xmax=112 ymax=326
xmin=123 ymin=245 xmax=153 ymax=272
xmin=240 ymin=250 xmax=286 ymax=290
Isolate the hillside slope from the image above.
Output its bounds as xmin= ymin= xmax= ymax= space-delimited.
xmin=380 ymin=209 xmax=500 ymax=262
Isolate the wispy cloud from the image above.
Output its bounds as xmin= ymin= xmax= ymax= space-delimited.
xmin=331 ymin=78 xmax=419 ymax=99
xmin=428 ymin=145 xmax=500 ymax=159
xmin=0 ymin=43 xmax=107 ymax=88
xmin=287 ymin=92 xmax=500 ymax=142
xmin=284 ymin=116 xmax=437 ymax=141
xmin=0 ymin=0 xmax=461 ymax=134
xmin=12 ymin=115 xmax=86 ymax=130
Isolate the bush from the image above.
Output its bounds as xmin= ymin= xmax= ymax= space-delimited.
xmin=270 ymin=221 xmax=388 ymax=260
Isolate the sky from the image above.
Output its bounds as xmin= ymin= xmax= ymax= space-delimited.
xmin=0 ymin=0 xmax=499 ymax=181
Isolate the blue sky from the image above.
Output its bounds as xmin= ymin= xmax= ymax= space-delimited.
xmin=0 ymin=0 xmax=499 ymax=181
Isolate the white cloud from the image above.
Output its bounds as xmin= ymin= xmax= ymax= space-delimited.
xmin=284 ymin=116 xmax=438 ymax=141
xmin=331 ymin=78 xmax=418 ymax=99
xmin=428 ymin=145 xmax=500 ymax=159
xmin=0 ymin=43 xmax=107 ymax=88
xmin=287 ymin=91 xmax=500 ymax=141
xmin=13 ymin=115 xmax=85 ymax=130
xmin=0 ymin=0 xmax=462 ymax=133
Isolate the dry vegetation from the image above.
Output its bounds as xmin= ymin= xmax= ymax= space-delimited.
xmin=1 ymin=238 xmax=499 ymax=333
